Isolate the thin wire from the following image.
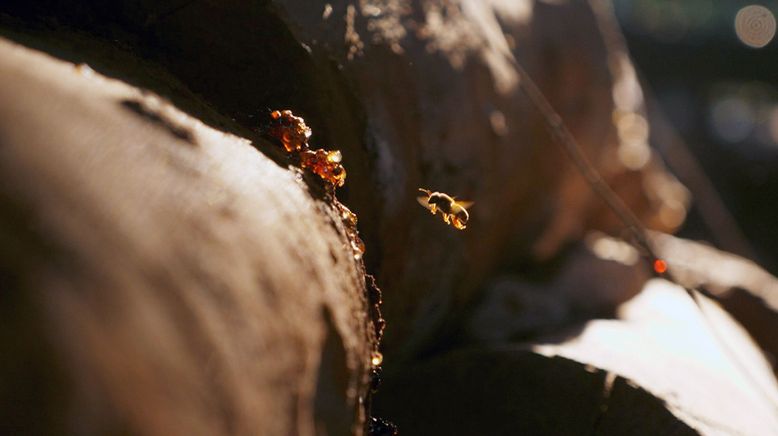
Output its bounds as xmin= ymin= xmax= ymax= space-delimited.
xmin=509 ymin=59 xmax=659 ymax=263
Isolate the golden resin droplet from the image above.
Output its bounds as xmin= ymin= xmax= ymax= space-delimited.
xmin=370 ymin=351 xmax=383 ymax=367
xmin=266 ymin=109 xmax=311 ymax=153
xmin=351 ymin=237 xmax=365 ymax=255
xmin=327 ymin=150 xmax=342 ymax=163
xmin=300 ymin=148 xmax=347 ymax=187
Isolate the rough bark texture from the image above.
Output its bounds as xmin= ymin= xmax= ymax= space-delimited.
xmin=0 ymin=39 xmax=373 ymax=435
xmin=2 ymin=1 xmax=778 ymax=435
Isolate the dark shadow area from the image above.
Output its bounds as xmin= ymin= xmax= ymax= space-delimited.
xmin=314 ymin=307 xmax=354 ymax=436
xmin=373 ymin=348 xmax=698 ymax=436
xmin=720 ymin=286 xmax=778 ymax=367
xmin=120 ymin=98 xmax=196 ymax=144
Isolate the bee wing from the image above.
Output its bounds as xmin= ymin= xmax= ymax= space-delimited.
xmin=416 ymin=193 xmax=434 ymax=211
xmin=416 ymin=188 xmax=434 ymax=211
xmin=455 ymin=200 xmax=474 ymax=209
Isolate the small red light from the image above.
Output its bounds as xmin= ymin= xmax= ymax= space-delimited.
xmin=653 ymin=259 xmax=668 ymax=274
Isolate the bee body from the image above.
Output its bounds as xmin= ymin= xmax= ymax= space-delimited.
xmin=417 ymin=188 xmax=473 ymax=230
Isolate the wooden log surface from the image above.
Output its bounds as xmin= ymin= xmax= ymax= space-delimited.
xmin=0 ymin=38 xmax=373 ymax=435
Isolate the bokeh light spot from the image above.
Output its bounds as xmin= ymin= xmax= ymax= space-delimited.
xmin=370 ymin=351 xmax=383 ymax=367
xmin=769 ymin=107 xmax=778 ymax=146
xmin=735 ymin=5 xmax=776 ymax=48
xmin=489 ymin=110 xmax=508 ymax=137
xmin=618 ymin=142 xmax=651 ymax=170
xmin=709 ymin=97 xmax=755 ymax=143
xmin=586 ymin=232 xmax=640 ymax=266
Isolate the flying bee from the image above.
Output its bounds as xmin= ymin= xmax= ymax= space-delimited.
xmin=417 ymin=188 xmax=473 ymax=230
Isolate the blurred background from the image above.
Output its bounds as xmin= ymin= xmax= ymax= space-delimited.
xmin=613 ymin=0 xmax=778 ymax=274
